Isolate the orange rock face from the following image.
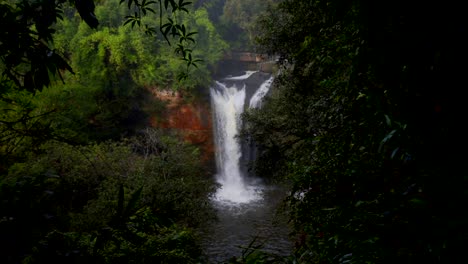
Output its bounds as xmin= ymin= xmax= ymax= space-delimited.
xmin=149 ymin=89 xmax=214 ymax=163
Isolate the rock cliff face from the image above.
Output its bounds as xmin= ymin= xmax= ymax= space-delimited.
xmin=147 ymin=57 xmax=275 ymax=170
xmin=149 ymin=89 xmax=214 ymax=166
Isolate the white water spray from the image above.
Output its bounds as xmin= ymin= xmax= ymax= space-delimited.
xmin=211 ymin=82 xmax=259 ymax=203
xmin=224 ymin=71 xmax=258 ymax=80
xmin=210 ymin=72 xmax=273 ymax=204
xmin=249 ymin=76 xmax=274 ymax=108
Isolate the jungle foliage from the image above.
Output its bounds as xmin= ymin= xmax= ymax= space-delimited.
xmin=196 ymin=0 xmax=278 ymax=51
xmin=0 ymin=128 xmax=216 ymax=263
xmin=0 ymin=0 xmax=228 ymax=161
xmin=1 ymin=0 xmax=222 ymax=262
xmin=243 ymin=0 xmax=468 ymax=263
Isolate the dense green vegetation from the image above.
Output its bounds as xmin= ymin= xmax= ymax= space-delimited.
xmin=1 ymin=0 xmax=229 ymax=160
xmin=242 ymin=0 xmax=468 ymax=263
xmin=1 ymin=0 xmax=276 ymax=261
xmin=1 ymin=0 xmax=225 ymax=262
xmin=6 ymin=0 xmax=465 ymax=263
xmin=1 ymin=128 xmax=216 ymax=263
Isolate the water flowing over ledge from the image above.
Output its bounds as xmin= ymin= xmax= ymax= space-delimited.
xmin=250 ymin=76 xmax=274 ymax=109
xmin=210 ymin=72 xmax=274 ymax=204
xmin=223 ymin=70 xmax=258 ymax=81
xmin=200 ymin=71 xmax=293 ymax=263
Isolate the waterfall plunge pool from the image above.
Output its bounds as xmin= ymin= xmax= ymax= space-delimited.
xmin=199 ymin=185 xmax=293 ymax=263
xmin=199 ymin=71 xmax=294 ymax=263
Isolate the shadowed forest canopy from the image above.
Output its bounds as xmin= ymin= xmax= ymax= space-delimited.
xmin=2 ymin=0 xmax=468 ymax=263
xmin=241 ymin=0 xmax=468 ymax=262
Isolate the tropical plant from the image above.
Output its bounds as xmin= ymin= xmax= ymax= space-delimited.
xmin=244 ymin=0 xmax=468 ymax=262
xmin=0 ymin=128 xmax=216 ymax=263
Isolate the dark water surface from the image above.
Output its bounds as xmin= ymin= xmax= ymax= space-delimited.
xmin=198 ymin=185 xmax=294 ymax=263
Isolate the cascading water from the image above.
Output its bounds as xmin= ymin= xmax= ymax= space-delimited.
xmin=249 ymin=76 xmax=274 ymax=109
xmin=223 ymin=70 xmax=258 ymax=80
xmin=210 ymin=70 xmax=272 ymax=204
xmin=210 ymin=81 xmax=260 ymax=203
xmin=201 ymin=71 xmax=292 ymax=263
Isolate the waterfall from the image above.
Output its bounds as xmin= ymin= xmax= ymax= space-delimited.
xmin=224 ymin=70 xmax=257 ymax=80
xmin=202 ymin=72 xmax=293 ymax=263
xmin=249 ymin=76 xmax=274 ymax=108
xmin=210 ymin=72 xmax=274 ymax=204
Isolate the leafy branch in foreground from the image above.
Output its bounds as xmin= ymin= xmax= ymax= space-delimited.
xmin=120 ymin=0 xmax=203 ymax=81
